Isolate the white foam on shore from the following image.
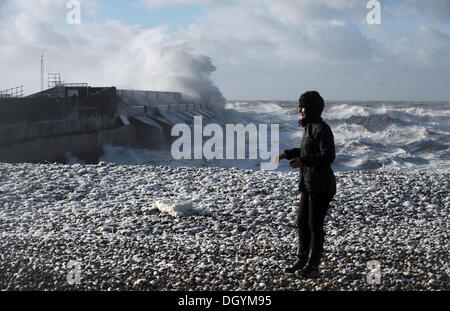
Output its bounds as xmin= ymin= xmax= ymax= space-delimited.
xmin=152 ymin=200 xmax=212 ymax=217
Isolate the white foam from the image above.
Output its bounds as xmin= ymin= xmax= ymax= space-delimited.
xmin=100 ymin=145 xmax=147 ymax=165
xmin=152 ymin=200 xmax=211 ymax=217
xmin=67 ymin=100 xmax=450 ymax=173
xmin=324 ymin=104 xmax=371 ymax=119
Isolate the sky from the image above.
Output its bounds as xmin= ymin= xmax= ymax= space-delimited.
xmin=0 ymin=0 xmax=449 ymax=101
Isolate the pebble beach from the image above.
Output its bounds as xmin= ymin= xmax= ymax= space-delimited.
xmin=0 ymin=162 xmax=448 ymax=291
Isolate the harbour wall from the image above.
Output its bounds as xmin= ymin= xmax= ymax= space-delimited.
xmin=0 ymin=87 xmax=213 ymax=164
xmin=0 ymin=87 xmax=134 ymax=163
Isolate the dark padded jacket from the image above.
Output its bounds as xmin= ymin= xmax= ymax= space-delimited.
xmin=284 ymin=120 xmax=336 ymax=194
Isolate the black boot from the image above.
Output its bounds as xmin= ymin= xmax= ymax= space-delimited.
xmin=285 ymin=249 xmax=309 ymax=273
xmin=299 ymin=249 xmax=321 ymax=278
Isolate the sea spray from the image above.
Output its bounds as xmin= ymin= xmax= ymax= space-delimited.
xmin=102 ymin=27 xmax=227 ymax=114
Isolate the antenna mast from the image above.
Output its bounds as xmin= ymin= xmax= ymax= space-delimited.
xmin=41 ymin=55 xmax=44 ymax=91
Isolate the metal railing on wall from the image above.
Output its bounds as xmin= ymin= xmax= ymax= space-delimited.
xmin=62 ymin=83 xmax=88 ymax=87
xmin=48 ymin=73 xmax=63 ymax=88
xmin=0 ymin=85 xmax=24 ymax=98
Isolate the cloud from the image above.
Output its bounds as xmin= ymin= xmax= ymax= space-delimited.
xmin=142 ymin=0 xmax=222 ymax=9
xmin=391 ymin=25 xmax=450 ymax=67
xmin=179 ymin=2 xmax=377 ymax=65
xmin=175 ymin=0 xmax=450 ymax=99
xmin=385 ymin=0 xmax=450 ymax=23
xmin=2 ymin=0 xmax=66 ymax=21
xmin=249 ymin=0 xmax=366 ymax=25
xmin=0 ymin=0 xmax=449 ymax=101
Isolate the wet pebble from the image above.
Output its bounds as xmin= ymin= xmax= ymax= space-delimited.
xmin=0 ymin=164 xmax=448 ymax=291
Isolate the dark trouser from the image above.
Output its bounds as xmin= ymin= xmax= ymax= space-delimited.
xmin=296 ymin=191 xmax=334 ymax=256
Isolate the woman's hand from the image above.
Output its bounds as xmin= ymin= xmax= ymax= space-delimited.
xmin=288 ymin=157 xmax=303 ymax=168
xmin=274 ymin=152 xmax=286 ymax=166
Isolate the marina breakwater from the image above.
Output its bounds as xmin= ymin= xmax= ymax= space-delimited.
xmin=0 ymin=85 xmax=216 ymax=163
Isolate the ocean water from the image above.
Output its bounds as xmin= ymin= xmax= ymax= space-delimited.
xmin=99 ymin=100 xmax=450 ymax=173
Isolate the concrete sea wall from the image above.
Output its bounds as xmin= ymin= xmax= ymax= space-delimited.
xmin=0 ymin=87 xmax=137 ymax=163
xmin=0 ymin=86 xmax=215 ymax=164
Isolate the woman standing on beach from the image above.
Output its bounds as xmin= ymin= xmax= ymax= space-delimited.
xmin=275 ymin=91 xmax=336 ymax=278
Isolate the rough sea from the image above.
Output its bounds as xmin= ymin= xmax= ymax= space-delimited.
xmin=227 ymin=100 xmax=450 ymax=172
xmin=96 ymin=100 xmax=450 ymax=173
